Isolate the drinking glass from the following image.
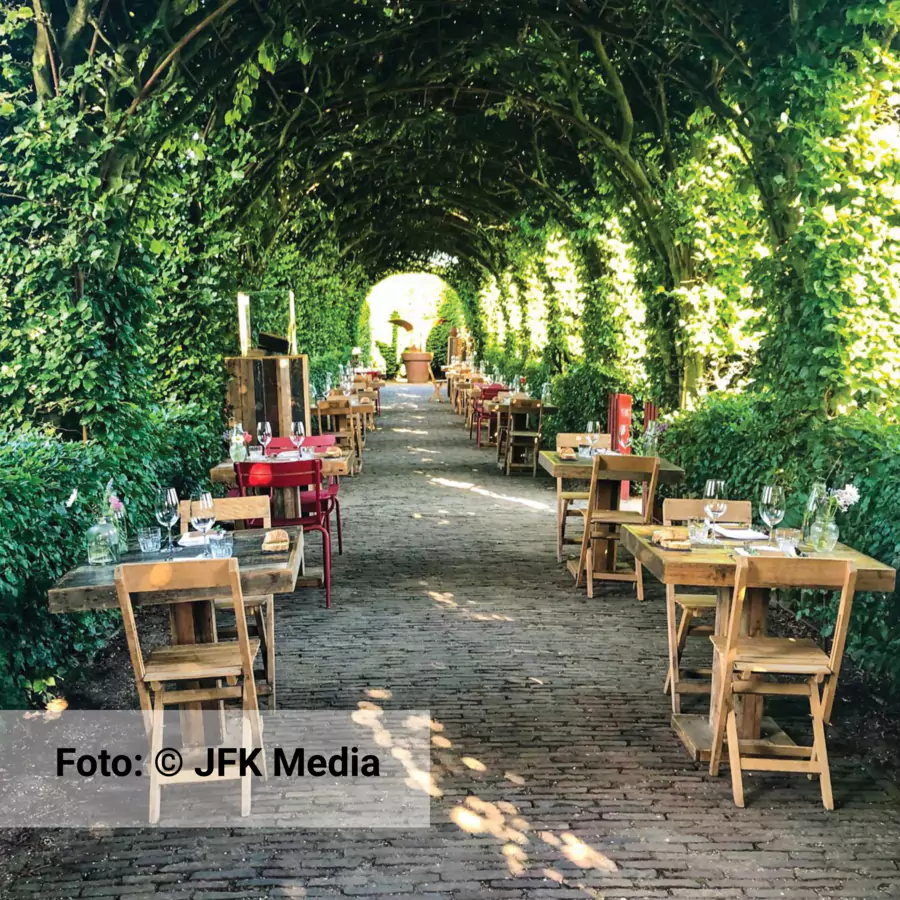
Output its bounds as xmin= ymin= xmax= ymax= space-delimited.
xmin=290 ymin=421 xmax=305 ymax=451
xmin=760 ymin=485 xmax=786 ymax=544
xmin=257 ymin=421 xmax=272 ymax=455
xmin=687 ymin=518 xmax=708 ymax=545
xmin=154 ymin=487 xmax=180 ymax=557
xmin=703 ymin=479 xmax=727 ymax=542
xmin=210 ymin=532 xmax=234 ymax=559
xmin=189 ymin=492 xmax=217 ymax=558
xmin=138 ymin=527 xmax=161 ymax=554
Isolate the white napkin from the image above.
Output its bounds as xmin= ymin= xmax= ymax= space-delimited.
xmin=734 ymin=545 xmax=795 ymax=557
xmin=714 ymin=525 xmax=768 ymax=541
xmin=177 ymin=532 xmax=208 ymax=548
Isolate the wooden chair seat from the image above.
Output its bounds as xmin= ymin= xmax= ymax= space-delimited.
xmin=709 ymin=635 xmax=831 ymax=675
xmin=555 ymin=433 xmax=611 ymax=563
xmin=214 ymin=593 xmax=269 ymax=610
xmin=581 ymin=508 xmax=646 ymax=526
xmin=143 ymin=639 xmax=261 ymax=682
xmin=674 ymin=593 xmax=717 ymax=611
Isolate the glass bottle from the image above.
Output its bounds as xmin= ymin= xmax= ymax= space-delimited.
xmin=86 ymin=517 xmax=120 ymax=566
xmin=229 ymin=421 xmax=247 ymax=463
xmin=801 ymin=480 xmax=827 ymax=542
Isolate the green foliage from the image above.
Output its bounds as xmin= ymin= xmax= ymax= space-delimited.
xmin=661 ymin=394 xmax=900 ymax=681
xmin=426 ymin=290 xmax=463 ymax=374
xmin=375 ymin=311 xmax=403 ymax=380
xmin=0 ymin=406 xmax=222 ymax=706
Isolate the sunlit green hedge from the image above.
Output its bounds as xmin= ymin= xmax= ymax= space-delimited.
xmin=0 ymin=405 xmax=222 ymax=706
xmin=661 ymin=394 xmax=900 ymax=681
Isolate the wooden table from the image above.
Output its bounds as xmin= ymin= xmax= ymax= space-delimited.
xmin=49 ymin=527 xmax=306 ymax=744
xmin=49 ymin=526 xmax=305 ymax=614
xmin=539 ymin=450 xmax=683 ymax=483
xmin=620 ymin=525 xmax=896 ymax=761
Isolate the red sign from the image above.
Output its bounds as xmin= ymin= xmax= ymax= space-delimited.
xmin=608 ymin=393 xmax=633 ymax=500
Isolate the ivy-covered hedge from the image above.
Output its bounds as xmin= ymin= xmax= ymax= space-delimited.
xmin=0 ymin=405 xmax=222 ymax=706
xmin=660 ymin=393 xmax=900 ymax=681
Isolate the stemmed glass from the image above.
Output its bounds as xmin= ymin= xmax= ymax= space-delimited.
xmin=618 ymin=424 xmax=631 ymax=453
xmin=189 ymin=492 xmax=217 ymax=558
xmin=290 ymin=421 xmax=305 ymax=452
xmin=257 ymin=421 xmax=272 ymax=455
xmin=760 ymin=485 xmax=786 ymax=545
xmin=704 ymin=479 xmax=727 ymax=543
xmin=155 ymin=487 xmax=180 ymax=557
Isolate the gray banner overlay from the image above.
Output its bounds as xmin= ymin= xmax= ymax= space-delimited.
xmin=0 ymin=709 xmax=431 ymax=828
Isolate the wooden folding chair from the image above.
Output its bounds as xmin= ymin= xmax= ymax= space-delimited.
xmin=428 ymin=367 xmax=446 ymax=403
xmin=317 ymin=398 xmax=359 ymax=474
xmin=114 ymin=558 xmax=265 ymax=823
xmin=709 ymin=556 xmax=857 ymax=810
xmin=574 ymin=454 xmax=659 ymax=599
xmin=179 ymin=496 xmax=276 ymax=708
xmin=660 ymin=498 xmax=752 ymax=712
xmin=555 ymin=433 xmax=611 ymax=563
xmin=505 ymin=398 xmax=543 ymax=475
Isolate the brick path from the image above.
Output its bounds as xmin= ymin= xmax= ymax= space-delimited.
xmin=4 ymin=383 xmax=900 ymax=900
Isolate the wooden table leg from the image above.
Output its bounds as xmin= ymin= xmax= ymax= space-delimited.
xmin=172 ymin=600 xmax=222 ymax=747
xmin=733 ymin=586 xmax=766 ymax=738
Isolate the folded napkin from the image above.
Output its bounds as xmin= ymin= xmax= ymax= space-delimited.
xmin=714 ymin=524 xmax=768 ymax=541
xmin=734 ymin=545 xmax=797 ymax=557
xmin=177 ymin=532 xmax=208 ymax=548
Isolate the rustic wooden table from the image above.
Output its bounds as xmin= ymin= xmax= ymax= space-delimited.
xmin=49 ymin=527 xmax=306 ymax=745
xmin=620 ymin=524 xmax=896 ymax=761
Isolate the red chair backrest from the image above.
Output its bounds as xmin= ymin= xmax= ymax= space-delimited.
xmin=266 ymin=435 xmax=337 ymax=454
xmin=235 ymin=460 xmax=326 ymax=523
xmin=481 ymin=385 xmax=504 ymax=400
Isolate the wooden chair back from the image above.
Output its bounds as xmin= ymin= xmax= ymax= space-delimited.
xmin=114 ymin=559 xmax=253 ymax=700
xmin=663 ymin=498 xmax=752 ymax=526
xmin=179 ymin=495 xmax=270 ymax=534
xmin=556 ymin=433 xmax=611 ymax=451
xmin=509 ymin=398 xmax=543 ymax=432
xmin=586 ymin=454 xmax=660 ymax=525
xmin=727 ymin=556 xmax=857 ymax=719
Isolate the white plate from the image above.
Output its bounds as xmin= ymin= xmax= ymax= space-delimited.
xmin=714 ymin=525 xmax=768 ymax=541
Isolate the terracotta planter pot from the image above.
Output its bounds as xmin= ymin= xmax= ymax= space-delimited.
xmin=402 ymin=351 xmax=434 ymax=384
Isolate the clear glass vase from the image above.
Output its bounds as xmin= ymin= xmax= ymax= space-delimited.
xmin=809 ymin=516 xmax=839 ymax=553
xmin=86 ymin=517 xmax=120 ymax=566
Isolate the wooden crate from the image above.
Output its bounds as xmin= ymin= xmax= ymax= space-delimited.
xmin=225 ymin=355 xmax=311 ymax=440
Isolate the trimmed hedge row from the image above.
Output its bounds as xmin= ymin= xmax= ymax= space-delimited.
xmin=659 ymin=393 xmax=900 ymax=681
xmin=0 ymin=405 xmax=222 ymax=706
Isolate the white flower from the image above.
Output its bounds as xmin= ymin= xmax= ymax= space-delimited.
xmin=831 ymin=483 xmax=860 ymax=512
xmin=65 ymin=489 xmax=78 ymax=508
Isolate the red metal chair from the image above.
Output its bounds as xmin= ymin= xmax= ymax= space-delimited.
xmin=472 ymin=384 xmax=505 ymax=448
xmin=266 ymin=435 xmax=336 ymax=453
xmin=235 ymin=460 xmax=333 ymax=608
xmin=263 ymin=437 xmax=343 ymax=553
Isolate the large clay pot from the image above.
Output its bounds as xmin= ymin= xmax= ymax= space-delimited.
xmin=402 ymin=350 xmax=434 ymax=383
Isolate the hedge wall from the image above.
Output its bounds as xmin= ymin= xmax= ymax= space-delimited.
xmin=0 ymin=405 xmax=222 ymax=707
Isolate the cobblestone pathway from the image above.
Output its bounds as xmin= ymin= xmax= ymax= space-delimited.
xmin=3 ymin=384 xmax=900 ymax=900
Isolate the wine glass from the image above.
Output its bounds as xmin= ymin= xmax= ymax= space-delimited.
xmin=154 ymin=487 xmax=180 ymax=557
xmin=704 ymin=479 xmax=727 ymax=543
xmin=290 ymin=421 xmax=305 ymax=451
xmin=760 ymin=485 xmax=786 ymax=544
xmin=257 ymin=421 xmax=272 ymax=455
xmin=189 ymin=492 xmax=217 ymax=558
xmin=618 ymin=424 xmax=631 ymax=453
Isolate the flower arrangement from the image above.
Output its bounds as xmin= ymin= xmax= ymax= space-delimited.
xmin=819 ymin=483 xmax=860 ymax=525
